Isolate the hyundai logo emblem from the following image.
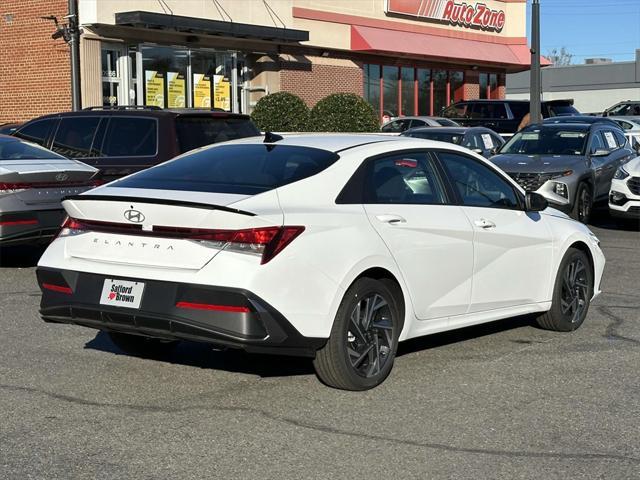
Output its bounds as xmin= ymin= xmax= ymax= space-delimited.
xmin=124 ymin=209 xmax=145 ymax=223
xmin=55 ymin=173 xmax=69 ymax=182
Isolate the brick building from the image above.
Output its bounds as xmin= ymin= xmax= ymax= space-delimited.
xmin=1 ymin=0 xmax=534 ymax=123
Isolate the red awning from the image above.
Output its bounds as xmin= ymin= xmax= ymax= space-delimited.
xmin=351 ymin=25 xmax=548 ymax=71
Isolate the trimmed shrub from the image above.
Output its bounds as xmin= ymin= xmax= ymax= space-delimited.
xmin=251 ymin=92 xmax=309 ymax=132
xmin=308 ymin=93 xmax=379 ymax=132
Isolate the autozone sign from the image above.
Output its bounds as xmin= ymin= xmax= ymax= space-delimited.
xmin=385 ymin=0 xmax=506 ymax=32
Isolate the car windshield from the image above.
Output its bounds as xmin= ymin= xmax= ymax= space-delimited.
xmin=406 ymin=131 xmax=464 ymax=144
xmin=500 ymin=127 xmax=588 ymax=155
xmin=175 ymin=116 xmax=261 ymax=153
xmin=113 ymin=144 xmax=339 ymax=195
xmin=0 ymin=138 xmax=64 ymax=160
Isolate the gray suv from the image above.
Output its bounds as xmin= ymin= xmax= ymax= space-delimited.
xmin=491 ymin=122 xmax=634 ymax=223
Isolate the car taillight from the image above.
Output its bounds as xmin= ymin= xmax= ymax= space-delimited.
xmin=58 ymin=217 xmax=304 ymax=264
xmin=0 ymin=183 xmax=30 ymax=194
xmin=154 ymin=225 xmax=305 ymax=264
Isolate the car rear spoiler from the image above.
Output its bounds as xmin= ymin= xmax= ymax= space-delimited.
xmin=62 ymin=194 xmax=256 ymax=216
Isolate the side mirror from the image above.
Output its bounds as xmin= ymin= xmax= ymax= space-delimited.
xmin=591 ymin=149 xmax=610 ymax=157
xmin=525 ymin=191 xmax=548 ymax=212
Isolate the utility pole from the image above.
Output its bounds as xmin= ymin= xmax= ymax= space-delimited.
xmin=530 ymin=0 xmax=541 ymax=125
xmin=68 ymin=0 xmax=82 ymax=110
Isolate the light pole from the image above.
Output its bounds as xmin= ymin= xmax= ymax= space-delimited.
xmin=530 ymin=0 xmax=541 ymax=125
xmin=68 ymin=0 xmax=82 ymax=111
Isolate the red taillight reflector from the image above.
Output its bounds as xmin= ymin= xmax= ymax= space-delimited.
xmin=42 ymin=283 xmax=73 ymax=294
xmin=175 ymin=301 xmax=250 ymax=313
xmin=0 ymin=219 xmax=38 ymax=226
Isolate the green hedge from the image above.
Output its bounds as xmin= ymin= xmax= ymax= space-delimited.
xmin=250 ymin=92 xmax=309 ymax=132
xmin=308 ymin=93 xmax=379 ymax=132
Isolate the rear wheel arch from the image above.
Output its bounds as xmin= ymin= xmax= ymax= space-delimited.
xmin=351 ymin=267 xmax=406 ymax=332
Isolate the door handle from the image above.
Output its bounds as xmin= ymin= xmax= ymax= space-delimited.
xmin=474 ymin=218 xmax=496 ymax=229
xmin=376 ymin=214 xmax=406 ymax=224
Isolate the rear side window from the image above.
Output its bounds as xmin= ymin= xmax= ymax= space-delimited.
xmin=442 ymin=103 xmax=467 ymax=118
xmin=365 ymin=153 xmax=447 ymax=205
xmin=470 ymin=103 xmax=507 ymax=119
xmin=101 ymin=117 xmax=157 ymax=157
xmin=14 ymin=119 xmax=56 ymax=146
xmin=507 ymin=103 xmax=529 ymax=120
xmin=113 ymin=144 xmax=339 ymax=195
xmin=51 ymin=117 xmax=100 ymax=158
xmin=175 ymin=117 xmax=260 ymax=153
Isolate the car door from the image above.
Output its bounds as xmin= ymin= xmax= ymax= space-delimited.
xmin=436 ymin=150 xmax=554 ymax=312
xmin=362 ymin=151 xmax=474 ymax=320
xmin=596 ymin=129 xmax=635 ymax=200
xmin=588 ymin=129 xmax=618 ymax=200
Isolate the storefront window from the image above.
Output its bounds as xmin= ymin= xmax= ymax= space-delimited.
xmin=489 ymin=73 xmax=499 ymax=99
xmin=141 ymin=45 xmax=188 ymax=108
xmin=479 ymin=73 xmax=488 ymax=99
xmin=101 ymin=49 xmax=120 ymax=106
xmin=383 ymin=66 xmax=399 ymax=117
xmin=433 ymin=70 xmax=448 ymax=115
xmin=450 ymin=71 xmax=464 ymax=103
xmin=213 ymin=52 xmax=233 ymax=111
xmin=417 ymin=69 xmax=431 ymax=115
xmin=364 ymin=64 xmax=381 ymax=115
xmin=400 ymin=67 xmax=415 ymax=116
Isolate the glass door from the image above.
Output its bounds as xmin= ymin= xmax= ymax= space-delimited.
xmin=101 ymin=45 xmax=131 ymax=106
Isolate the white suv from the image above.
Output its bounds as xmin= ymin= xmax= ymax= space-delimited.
xmin=609 ymin=156 xmax=640 ymax=220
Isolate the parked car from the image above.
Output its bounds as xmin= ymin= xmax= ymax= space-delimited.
xmin=607 ymin=116 xmax=640 ymax=151
xmin=491 ymin=122 xmax=634 ymax=223
xmin=0 ymin=135 xmax=97 ymax=246
xmin=543 ymin=116 xmax=621 ymax=127
xmin=401 ymin=126 xmax=504 ymax=158
xmin=12 ymin=107 xmax=261 ymax=182
xmin=37 ymin=134 xmax=605 ymax=390
xmin=441 ymin=99 xmax=579 ymax=133
xmin=381 ymin=116 xmax=460 ymax=133
xmin=602 ymin=100 xmax=640 ymax=117
xmin=609 ymin=156 xmax=640 ymax=220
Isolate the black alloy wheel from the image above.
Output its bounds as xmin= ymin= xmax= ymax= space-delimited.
xmin=536 ymin=248 xmax=593 ymax=332
xmin=346 ymin=292 xmax=394 ymax=378
xmin=314 ymin=277 xmax=402 ymax=390
xmin=559 ymin=256 xmax=590 ymax=324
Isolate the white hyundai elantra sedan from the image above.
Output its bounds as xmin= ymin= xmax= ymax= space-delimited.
xmin=37 ymin=134 xmax=605 ymax=390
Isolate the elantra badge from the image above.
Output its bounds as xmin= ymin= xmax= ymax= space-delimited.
xmin=124 ymin=209 xmax=145 ymax=223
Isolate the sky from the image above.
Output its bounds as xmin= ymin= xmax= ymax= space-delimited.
xmin=526 ymin=0 xmax=640 ymax=63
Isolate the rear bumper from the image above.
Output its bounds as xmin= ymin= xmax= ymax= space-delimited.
xmin=0 ymin=209 xmax=66 ymax=246
xmin=37 ymin=268 xmax=325 ymax=357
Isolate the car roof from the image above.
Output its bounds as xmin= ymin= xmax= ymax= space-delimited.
xmin=522 ymin=123 xmax=591 ymax=131
xmin=25 ymin=108 xmax=251 ymax=121
xmin=219 ymin=133 xmax=427 ymax=153
xmin=404 ymin=126 xmax=475 ymax=134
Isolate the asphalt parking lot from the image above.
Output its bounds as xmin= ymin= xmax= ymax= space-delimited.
xmin=0 ymin=216 xmax=638 ymax=479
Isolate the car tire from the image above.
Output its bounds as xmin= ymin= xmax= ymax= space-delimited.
xmin=108 ymin=331 xmax=178 ymax=358
xmin=571 ymin=182 xmax=592 ymax=224
xmin=536 ymin=248 xmax=593 ymax=332
xmin=313 ymin=277 xmax=402 ymax=391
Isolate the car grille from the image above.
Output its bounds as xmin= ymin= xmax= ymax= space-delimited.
xmin=627 ymin=177 xmax=640 ymax=195
xmin=629 ymin=206 xmax=640 ymax=214
xmin=506 ymin=172 xmax=559 ymax=192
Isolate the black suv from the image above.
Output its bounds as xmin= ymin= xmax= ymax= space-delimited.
xmin=441 ymin=99 xmax=580 ymax=134
xmin=13 ymin=107 xmax=260 ymax=181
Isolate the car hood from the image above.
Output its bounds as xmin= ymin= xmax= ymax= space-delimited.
xmin=490 ymin=154 xmax=587 ymax=173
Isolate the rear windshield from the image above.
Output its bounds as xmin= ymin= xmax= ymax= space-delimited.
xmin=547 ymin=104 xmax=579 ymax=117
xmin=175 ymin=116 xmax=260 ymax=153
xmin=500 ymin=127 xmax=588 ymax=155
xmin=405 ymin=131 xmax=464 ymax=145
xmin=0 ymin=138 xmax=64 ymax=160
xmin=113 ymin=144 xmax=339 ymax=195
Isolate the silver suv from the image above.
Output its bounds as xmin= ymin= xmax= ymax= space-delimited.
xmin=490 ymin=122 xmax=634 ymax=223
